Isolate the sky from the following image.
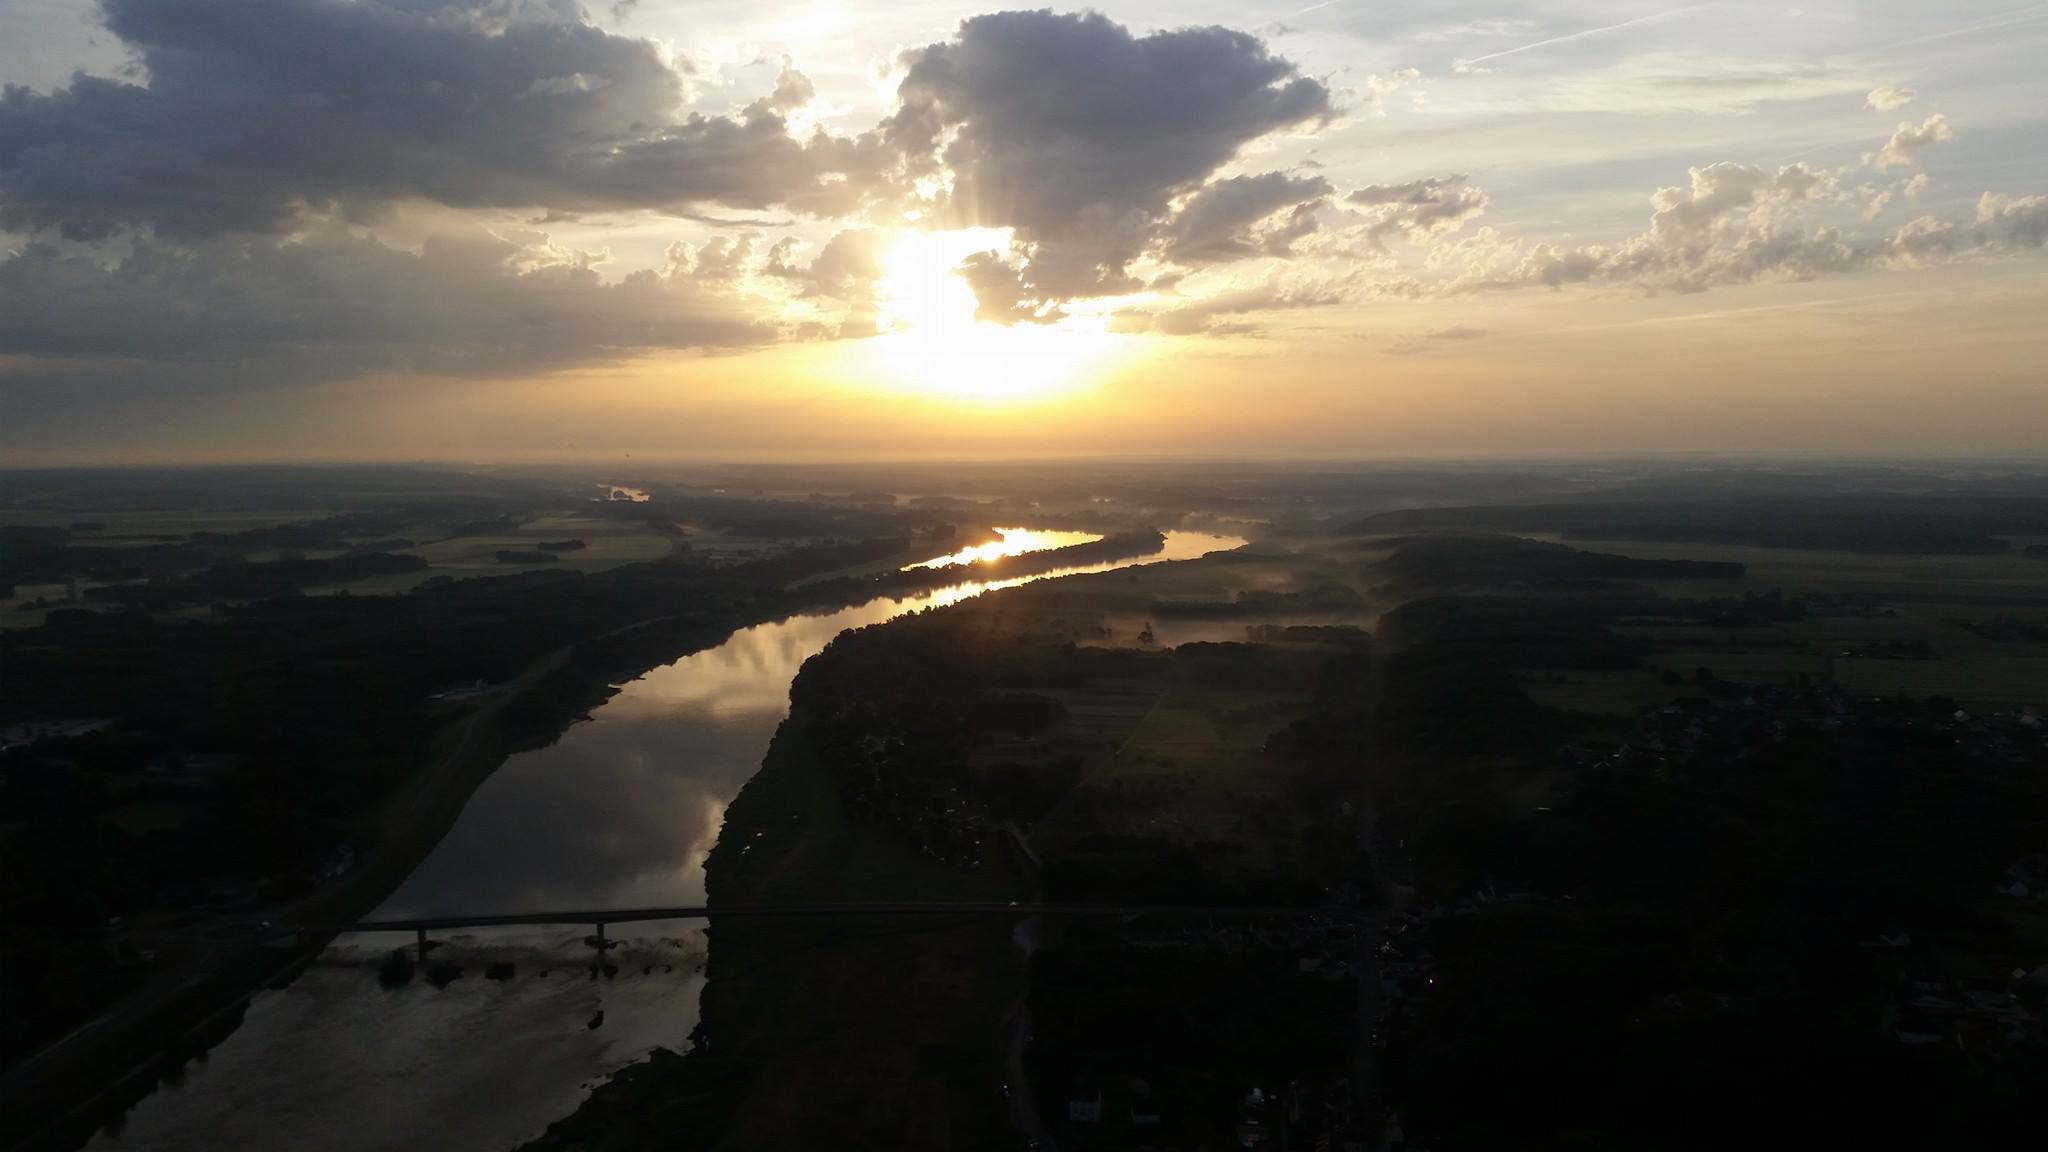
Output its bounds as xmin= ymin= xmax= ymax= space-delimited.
xmin=1 ymin=0 xmax=2045 ymax=463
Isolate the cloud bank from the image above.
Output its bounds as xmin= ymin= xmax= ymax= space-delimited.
xmin=0 ymin=1 xmax=2044 ymax=402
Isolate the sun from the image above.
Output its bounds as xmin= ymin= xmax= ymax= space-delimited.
xmin=866 ymin=228 xmax=1125 ymax=403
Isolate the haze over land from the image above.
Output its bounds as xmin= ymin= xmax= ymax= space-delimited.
xmin=4 ymin=0 xmax=2048 ymax=462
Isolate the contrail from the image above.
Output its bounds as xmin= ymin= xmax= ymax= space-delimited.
xmin=1879 ymin=4 xmax=2047 ymax=51
xmin=1291 ymin=0 xmax=1343 ymax=15
xmin=1455 ymin=5 xmax=1706 ymax=71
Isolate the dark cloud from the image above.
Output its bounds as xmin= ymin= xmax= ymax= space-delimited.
xmin=0 ymin=4 xmax=1350 ymax=386
xmin=0 ymin=0 xmax=885 ymax=238
xmin=0 ymin=226 xmax=771 ymax=373
xmin=955 ymin=251 xmax=1055 ymax=325
xmin=888 ymin=10 xmax=1332 ymax=304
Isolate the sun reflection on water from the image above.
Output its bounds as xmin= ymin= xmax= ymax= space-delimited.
xmin=902 ymin=526 xmax=1103 ymax=570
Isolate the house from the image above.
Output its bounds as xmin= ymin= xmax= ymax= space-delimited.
xmin=1129 ymin=1077 xmax=1162 ymax=1128
xmin=1239 ymin=1088 xmax=1272 ymax=1148
xmin=1068 ymin=1081 xmax=1103 ymax=1125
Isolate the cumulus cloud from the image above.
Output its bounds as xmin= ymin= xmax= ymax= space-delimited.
xmin=1426 ymin=153 xmax=2043 ymax=298
xmin=1970 ymin=191 xmax=2048 ymax=249
xmin=1436 ymin=162 xmax=1857 ymax=294
xmin=1867 ymin=114 xmax=1955 ymax=171
xmin=1369 ymin=68 xmax=1422 ymax=94
xmin=1360 ymin=68 xmax=1421 ymax=113
xmin=760 ymin=227 xmax=899 ymax=335
xmin=1344 ymin=175 xmax=1490 ymax=251
xmin=954 ymin=251 xmax=1057 ymax=325
xmin=0 ymin=226 xmax=770 ymax=374
xmin=1158 ymin=173 xmax=1334 ymax=265
xmin=1903 ymin=173 xmax=1931 ymax=204
xmin=1866 ymin=85 xmax=1916 ymax=110
xmin=767 ymin=229 xmax=887 ymax=298
xmin=1882 ymin=193 xmax=2048 ymax=266
xmin=676 ymin=235 xmax=755 ymax=282
xmin=885 ymin=10 xmax=1331 ymax=307
xmin=0 ymin=0 xmax=889 ymax=238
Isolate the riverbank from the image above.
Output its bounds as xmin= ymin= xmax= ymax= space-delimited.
xmin=0 ymin=617 xmax=735 ymax=1152
xmin=3 ymin=528 xmax=1182 ymax=1150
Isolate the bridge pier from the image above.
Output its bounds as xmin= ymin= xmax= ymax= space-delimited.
xmin=591 ymin=921 xmax=613 ymax=978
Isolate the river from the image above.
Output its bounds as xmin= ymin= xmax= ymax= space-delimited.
xmin=88 ymin=530 xmax=1244 ymax=1152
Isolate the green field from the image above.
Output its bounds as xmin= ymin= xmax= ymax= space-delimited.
xmin=0 ymin=508 xmax=331 ymax=541
xmin=1522 ymin=669 xmax=1707 ymax=717
xmin=1833 ymin=655 xmax=2048 ymax=704
xmin=317 ymin=513 xmax=680 ymax=593
xmin=1553 ymin=534 xmax=2048 ymax=603
xmin=1026 ymin=680 xmax=1316 ymax=878
xmin=1540 ymin=535 xmax=2048 ymax=709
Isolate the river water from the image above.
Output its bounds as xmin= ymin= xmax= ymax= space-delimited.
xmin=89 ymin=530 xmax=1243 ymax=1152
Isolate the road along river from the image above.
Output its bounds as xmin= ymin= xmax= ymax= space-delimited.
xmin=87 ymin=530 xmax=1244 ymax=1152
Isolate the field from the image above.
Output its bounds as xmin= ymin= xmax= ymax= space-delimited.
xmin=927 ymin=552 xmax=1357 ymax=899
xmin=1831 ymin=654 xmax=2048 ymax=704
xmin=319 ymin=514 xmax=681 ymax=594
xmin=1544 ymin=534 xmax=2048 ymax=603
xmin=0 ymin=582 xmax=74 ymax=630
xmin=0 ymin=508 xmax=332 ymax=541
xmin=1505 ymin=535 xmax=2048 ymax=712
xmin=1521 ymin=669 xmax=1707 ymax=717
xmin=1033 ymin=683 xmax=1311 ymax=874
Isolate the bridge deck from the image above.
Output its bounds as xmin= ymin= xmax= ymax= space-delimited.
xmin=333 ymin=902 xmax=1348 ymax=934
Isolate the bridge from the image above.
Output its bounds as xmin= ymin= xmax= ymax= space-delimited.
xmin=320 ymin=901 xmax=1355 ymax=966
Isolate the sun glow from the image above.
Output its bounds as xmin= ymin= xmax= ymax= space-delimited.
xmin=868 ymin=228 xmax=1126 ymax=403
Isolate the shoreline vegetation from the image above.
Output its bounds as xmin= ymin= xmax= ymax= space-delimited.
xmin=0 ymin=523 xmax=1165 ymax=1150
xmin=524 ymin=723 xmax=1029 ymax=1151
